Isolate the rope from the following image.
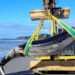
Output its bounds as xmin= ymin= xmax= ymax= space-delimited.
xmin=57 ymin=24 xmax=64 ymax=31
xmin=24 ymin=19 xmax=44 ymax=56
xmin=35 ymin=24 xmax=43 ymax=40
xmin=51 ymin=14 xmax=75 ymax=39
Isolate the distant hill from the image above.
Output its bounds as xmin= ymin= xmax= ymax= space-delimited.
xmin=17 ymin=36 xmax=30 ymax=40
xmin=17 ymin=34 xmax=51 ymax=40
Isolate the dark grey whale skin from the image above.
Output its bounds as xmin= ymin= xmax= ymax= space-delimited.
xmin=19 ymin=31 xmax=75 ymax=57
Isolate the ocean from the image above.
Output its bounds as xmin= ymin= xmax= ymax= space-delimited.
xmin=0 ymin=40 xmax=36 ymax=75
xmin=0 ymin=40 xmax=27 ymax=58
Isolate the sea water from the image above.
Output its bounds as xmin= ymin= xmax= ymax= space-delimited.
xmin=0 ymin=40 xmax=27 ymax=58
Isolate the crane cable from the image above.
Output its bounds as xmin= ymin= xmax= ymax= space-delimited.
xmin=57 ymin=24 xmax=64 ymax=31
xmin=35 ymin=23 xmax=44 ymax=40
xmin=50 ymin=13 xmax=75 ymax=39
xmin=24 ymin=18 xmax=45 ymax=56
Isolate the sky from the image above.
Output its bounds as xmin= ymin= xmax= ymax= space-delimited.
xmin=0 ymin=0 xmax=75 ymax=39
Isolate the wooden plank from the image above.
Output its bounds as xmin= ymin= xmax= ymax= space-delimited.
xmin=29 ymin=8 xmax=70 ymax=20
xmin=52 ymin=8 xmax=70 ymax=19
xmin=29 ymin=9 xmax=46 ymax=20
xmin=30 ymin=60 xmax=75 ymax=71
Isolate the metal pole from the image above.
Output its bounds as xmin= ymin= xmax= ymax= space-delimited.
xmin=51 ymin=19 xmax=54 ymax=36
xmin=52 ymin=0 xmax=57 ymax=35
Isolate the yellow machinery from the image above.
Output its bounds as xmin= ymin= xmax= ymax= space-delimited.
xmin=24 ymin=0 xmax=75 ymax=74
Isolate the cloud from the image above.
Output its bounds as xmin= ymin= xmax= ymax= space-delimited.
xmin=62 ymin=19 xmax=75 ymax=27
xmin=0 ymin=20 xmax=75 ymax=39
xmin=0 ymin=22 xmax=21 ymax=27
xmin=0 ymin=22 xmax=37 ymax=38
